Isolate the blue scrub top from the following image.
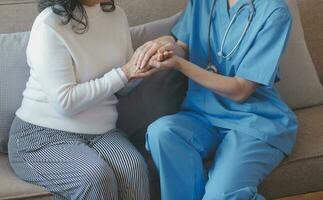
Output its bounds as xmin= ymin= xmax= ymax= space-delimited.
xmin=171 ymin=0 xmax=298 ymax=155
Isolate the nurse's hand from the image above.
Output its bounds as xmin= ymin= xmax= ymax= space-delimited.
xmin=133 ymin=54 xmax=180 ymax=78
xmin=155 ymin=42 xmax=175 ymax=61
xmin=134 ymin=36 xmax=176 ymax=70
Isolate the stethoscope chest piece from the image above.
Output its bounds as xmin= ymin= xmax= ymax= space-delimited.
xmin=206 ymin=65 xmax=218 ymax=73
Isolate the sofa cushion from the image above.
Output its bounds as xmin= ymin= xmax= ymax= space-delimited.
xmin=299 ymin=0 xmax=323 ymax=85
xmin=130 ymin=12 xmax=181 ymax=50
xmin=1 ymin=104 xmax=323 ymax=200
xmin=0 ymin=0 xmax=186 ymax=33
xmin=276 ymin=0 xmax=323 ymax=109
xmin=0 ymin=32 xmax=30 ymax=153
xmin=0 ymin=153 xmax=52 ymax=200
xmin=259 ymin=105 xmax=323 ymax=198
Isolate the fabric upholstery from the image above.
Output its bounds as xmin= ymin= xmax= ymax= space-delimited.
xmin=0 ymin=0 xmax=186 ymax=33
xmin=0 ymin=32 xmax=30 ymax=153
xmin=0 ymin=153 xmax=52 ymax=200
xmin=259 ymin=105 xmax=323 ymax=198
xmin=117 ymin=0 xmax=186 ymax=26
xmin=0 ymin=0 xmax=321 ymax=84
xmin=299 ymin=0 xmax=323 ymax=85
xmin=276 ymin=0 xmax=323 ymax=109
xmin=2 ymin=105 xmax=323 ymax=199
xmin=0 ymin=1 xmax=38 ymax=33
xmin=130 ymin=12 xmax=181 ymax=50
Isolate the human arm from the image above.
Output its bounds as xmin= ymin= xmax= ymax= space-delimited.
xmin=135 ymin=7 xmax=292 ymax=102
xmin=29 ymin=23 xmax=138 ymax=116
xmin=134 ymin=55 xmax=258 ymax=102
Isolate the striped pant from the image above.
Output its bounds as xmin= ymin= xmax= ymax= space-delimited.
xmin=8 ymin=117 xmax=150 ymax=200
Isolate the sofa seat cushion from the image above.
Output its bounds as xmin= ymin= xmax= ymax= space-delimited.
xmin=1 ymin=106 xmax=323 ymax=200
xmin=284 ymin=105 xmax=323 ymax=164
xmin=0 ymin=154 xmax=52 ymax=200
xmin=259 ymin=105 xmax=323 ymax=199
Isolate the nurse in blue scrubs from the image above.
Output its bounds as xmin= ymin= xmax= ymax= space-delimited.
xmin=133 ymin=0 xmax=298 ymax=199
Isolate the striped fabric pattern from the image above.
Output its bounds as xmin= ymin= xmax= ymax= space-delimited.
xmin=8 ymin=117 xmax=150 ymax=200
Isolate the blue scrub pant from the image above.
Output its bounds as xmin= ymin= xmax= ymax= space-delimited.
xmin=146 ymin=111 xmax=285 ymax=200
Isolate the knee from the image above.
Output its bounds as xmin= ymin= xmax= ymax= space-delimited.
xmin=79 ymin=161 xmax=116 ymax=187
xmin=120 ymin=152 xmax=149 ymax=180
xmin=72 ymin=162 xmax=118 ymax=199
xmin=146 ymin=116 xmax=177 ymax=149
xmin=204 ymin=183 xmax=258 ymax=200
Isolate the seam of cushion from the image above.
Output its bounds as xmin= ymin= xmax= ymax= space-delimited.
xmin=0 ymin=192 xmax=52 ymax=200
xmin=0 ymin=0 xmax=36 ymax=6
xmin=294 ymin=104 xmax=323 ymax=111
xmin=278 ymin=153 xmax=323 ymax=167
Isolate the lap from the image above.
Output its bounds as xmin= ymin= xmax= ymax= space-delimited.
xmin=8 ymin=118 xmax=115 ymax=190
xmin=206 ymin=130 xmax=285 ymax=192
xmin=8 ymin=117 xmax=148 ymax=200
xmin=89 ymin=130 xmax=147 ymax=170
xmin=147 ymin=111 xmax=222 ymax=158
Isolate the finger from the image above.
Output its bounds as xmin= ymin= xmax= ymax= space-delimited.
xmin=133 ymin=42 xmax=149 ymax=68
xmin=136 ymin=66 xmax=151 ymax=74
xmin=157 ymin=53 xmax=164 ymax=62
xmin=149 ymin=54 xmax=159 ymax=66
xmin=150 ymin=59 xmax=163 ymax=68
xmin=140 ymin=45 xmax=159 ymax=69
xmin=163 ymin=51 xmax=170 ymax=57
xmin=137 ymin=42 xmax=153 ymax=68
xmin=158 ymin=42 xmax=174 ymax=54
xmin=133 ymin=68 xmax=160 ymax=78
xmin=164 ymin=50 xmax=174 ymax=56
xmin=163 ymin=50 xmax=174 ymax=59
xmin=153 ymin=60 xmax=172 ymax=69
xmin=132 ymin=49 xmax=141 ymax=70
xmin=150 ymin=54 xmax=158 ymax=61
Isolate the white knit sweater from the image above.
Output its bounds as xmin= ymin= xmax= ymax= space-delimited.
xmin=16 ymin=4 xmax=133 ymax=134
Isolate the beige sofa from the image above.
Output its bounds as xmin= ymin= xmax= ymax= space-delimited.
xmin=0 ymin=0 xmax=323 ymax=199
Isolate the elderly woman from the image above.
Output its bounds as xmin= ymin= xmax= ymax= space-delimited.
xmin=7 ymin=0 xmax=149 ymax=199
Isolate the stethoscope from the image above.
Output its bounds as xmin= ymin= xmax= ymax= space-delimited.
xmin=206 ymin=0 xmax=255 ymax=73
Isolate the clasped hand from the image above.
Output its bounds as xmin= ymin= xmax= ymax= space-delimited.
xmin=122 ymin=37 xmax=179 ymax=80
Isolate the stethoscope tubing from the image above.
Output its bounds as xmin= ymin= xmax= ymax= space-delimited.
xmin=207 ymin=0 xmax=255 ymax=67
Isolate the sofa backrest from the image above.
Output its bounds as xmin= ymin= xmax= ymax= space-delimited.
xmin=0 ymin=0 xmax=322 ymax=85
xmin=298 ymin=0 xmax=323 ymax=85
xmin=0 ymin=0 xmax=186 ymax=33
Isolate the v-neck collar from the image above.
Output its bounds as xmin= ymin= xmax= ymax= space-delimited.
xmin=224 ymin=0 xmax=249 ymax=19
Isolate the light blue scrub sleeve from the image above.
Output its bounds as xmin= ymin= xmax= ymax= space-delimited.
xmin=236 ymin=7 xmax=292 ymax=88
xmin=170 ymin=0 xmax=193 ymax=45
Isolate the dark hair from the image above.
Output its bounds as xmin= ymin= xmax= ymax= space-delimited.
xmin=38 ymin=0 xmax=115 ymax=34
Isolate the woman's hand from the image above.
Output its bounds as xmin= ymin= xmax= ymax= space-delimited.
xmin=132 ymin=54 xmax=180 ymax=78
xmin=135 ymin=36 xmax=176 ymax=69
xmin=121 ymin=49 xmax=147 ymax=80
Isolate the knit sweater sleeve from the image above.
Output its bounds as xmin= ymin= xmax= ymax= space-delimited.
xmin=27 ymin=23 xmax=126 ymax=116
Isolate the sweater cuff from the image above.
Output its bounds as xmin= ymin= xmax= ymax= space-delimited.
xmin=116 ymin=68 xmax=129 ymax=85
xmin=105 ymin=68 xmax=127 ymax=93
